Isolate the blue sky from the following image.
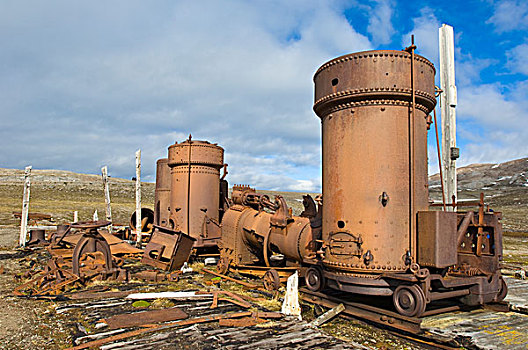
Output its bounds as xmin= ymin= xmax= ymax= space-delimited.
xmin=0 ymin=0 xmax=527 ymax=191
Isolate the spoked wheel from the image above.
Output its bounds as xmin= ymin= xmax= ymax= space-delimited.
xmin=495 ymin=278 xmax=508 ymax=302
xmin=216 ymin=257 xmax=230 ymax=275
xmin=305 ymin=267 xmax=325 ymax=292
xmin=263 ymin=269 xmax=281 ymax=291
xmin=393 ymin=284 xmax=427 ymax=317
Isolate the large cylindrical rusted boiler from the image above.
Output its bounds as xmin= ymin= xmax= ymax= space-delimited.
xmin=154 ymin=158 xmax=171 ymax=227
xmin=313 ymin=50 xmax=436 ymax=280
xmin=167 ymin=139 xmax=224 ymax=248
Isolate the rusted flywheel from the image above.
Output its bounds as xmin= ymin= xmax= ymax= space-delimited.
xmin=392 ymin=284 xmax=426 ymax=317
xmin=71 ymin=221 xmax=115 ymax=279
xmin=263 ymin=269 xmax=281 ymax=291
xmin=216 ymin=257 xmax=230 ymax=275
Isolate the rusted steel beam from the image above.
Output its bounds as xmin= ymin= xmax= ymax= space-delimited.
xmin=67 ymin=311 xmax=253 ymax=350
xmin=202 ymin=268 xmax=258 ymax=289
xmin=300 ymin=288 xmax=421 ymax=334
xmin=103 ymin=307 xmax=188 ymax=329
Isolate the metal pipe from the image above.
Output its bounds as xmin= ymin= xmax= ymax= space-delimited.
xmin=433 ymin=108 xmax=446 ymax=210
xmin=409 ymin=35 xmax=417 ymax=259
xmin=429 ymin=289 xmax=470 ymax=301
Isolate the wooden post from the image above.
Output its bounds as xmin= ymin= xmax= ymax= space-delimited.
xmin=93 ymin=210 xmax=98 ymax=221
xmin=439 ymin=24 xmax=458 ymax=211
xmin=19 ymin=166 xmax=32 ymax=247
xmin=101 ymin=166 xmax=113 ymax=233
xmin=135 ymin=149 xmax=142 ymax=245
xmin=73 ymin=211 xmax=78 ymax=223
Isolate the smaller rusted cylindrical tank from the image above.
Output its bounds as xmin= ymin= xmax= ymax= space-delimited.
xmin=154 ymin=158 xmax=171 ymax=227
xmin=167 ymin=138 xmax=224 ymax=248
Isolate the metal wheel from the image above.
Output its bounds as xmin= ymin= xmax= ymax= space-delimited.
xmin=216 ymin=257 xmax=230 ymax=275
xmin=393 ymin=284 xmax=427 ymax=317
xmin=263 ymin=269 xmax=281 ymax=291
xmin=305 ymin=267 xmax=325 ymax=292
xmin=495 ymin=278 xmax=508 ymax=302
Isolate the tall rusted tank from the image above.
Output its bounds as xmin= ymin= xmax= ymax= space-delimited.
xmin=313 ymin=50 xmax=436 ymax=282
xmin=167 ymin=138 xmax=224 ymax=249
xmin=154 ymin=158 xmax=171 ymax=227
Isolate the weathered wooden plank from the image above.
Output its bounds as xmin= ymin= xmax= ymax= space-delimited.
xmin=101 ymin=166 xmax=113 ymax=234
xmin=135 ymin=149 xmax=142 ymax=244
xmin=19 ymin=165 xmax=32 ymax=246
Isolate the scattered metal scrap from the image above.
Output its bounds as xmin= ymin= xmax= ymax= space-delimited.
xmin=142 ymin=224 xmax=196 ymax=271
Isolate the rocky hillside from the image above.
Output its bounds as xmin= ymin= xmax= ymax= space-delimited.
xmin=429 ymin=157 xmax=528 ymax=191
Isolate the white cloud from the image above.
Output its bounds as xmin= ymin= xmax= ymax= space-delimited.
xmin=0 ymin=0 xmax=372 ymax=192
xmin=367 ymin=0 xmax=396 ymax=45
xmin=401 ymin=8 xmax=440 ymax=63
xmin=487 ymin=0 xmax=528 ymax=33
xmin=507 ymin=43 xmax=528 ymax=75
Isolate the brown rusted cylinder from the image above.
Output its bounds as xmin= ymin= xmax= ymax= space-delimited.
xmin=154 ymin=158 xmax=171 ymax=227
xmin=313 ymin=50 xmax=436 ymax=274
xmin=167 ymin=139 xmax=224 ymax=248
xmin=220 ymin=205 xmax=312 ymax=266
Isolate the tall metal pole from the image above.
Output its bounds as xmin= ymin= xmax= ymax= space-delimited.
xmin=135 ymin=149 xmax=142 ymax=245
xmin=19 ymin=166 xmax=32 ymax=247
xmin=439 ymin=24 xmax=458 ymax=211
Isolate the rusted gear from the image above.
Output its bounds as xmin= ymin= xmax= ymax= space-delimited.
xmin=72 ymin=230 xmax=114 ymax=278
xmin=263 ymin=269 xmax=281 ymax=291
xmin=216 ymin=257 xmax=230 ymax=275
xmin=305 ymin=266 xmax=325 ymax=292
xmin=393 ymin=284 xmax=426 ymax=317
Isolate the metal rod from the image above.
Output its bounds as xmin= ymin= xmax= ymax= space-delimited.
xmin=429 ymin=289 xmax=470 ymax=301
xmin=433 ymin=108 xmax=446 ymax=210
xmin=476 ymin=192 xmax=485 ymax=256
xmin=187 ymin=135 xmax=192 ymax=235
xmin=408 ymin=35 xmax=417 ymax=259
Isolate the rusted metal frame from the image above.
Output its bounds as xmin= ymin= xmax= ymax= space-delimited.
xmin=476 ymin=192 xmax=485 ymax=256
xmin=201 ymin=268 xmax=258 ymax=288
xmin=67 ymin=311 xmax=254 ymax=350
xmin=420 ymin=305 xmax=460 ymax=317
xmin=300 ymin=288 xmax=421 ymax=334
xmin=429 ymin=289 xmax=470 ymax=301
xmin=433 ymin=108 xmax=447 ymax=210
xmin=456 ymin=211 xmax=474 ymax=247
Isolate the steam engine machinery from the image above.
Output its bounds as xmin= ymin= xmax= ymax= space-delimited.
xmin=154 ymin=49 xmax=506 ymax=317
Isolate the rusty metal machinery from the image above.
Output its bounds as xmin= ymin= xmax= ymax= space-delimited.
xmin=218 ymin=186 xmax=318 ymax=288
xmin=165 ymin=137 xmax=228 ymax=250
xmin=154 ymin=158 xmax=171 ymax=227
xmin=311 ymin=49 xmax=505 ymax=316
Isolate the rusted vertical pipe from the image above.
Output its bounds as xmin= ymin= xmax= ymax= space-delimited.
xmin=476 ymin=192 xmax=485 ymax=256
xmin=433 ymin=108 xmax=447 ymax=210
xmin=409 ymin=35 xmax=417 ymax=259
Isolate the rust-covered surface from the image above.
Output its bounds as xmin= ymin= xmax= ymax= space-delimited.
xmin=167 ymin=138 xmax=224 ymax=249
xmin=154 ymin=158 xmax=171 ymax=227
xmin=313 ymin=50 xmax=436 ymax=274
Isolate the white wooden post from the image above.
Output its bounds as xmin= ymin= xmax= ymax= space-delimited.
xmin=101 ymin=166 xmax=113 ymax=233
xmin=135 ymin=149 xmax=142 ymax=244
xmin=439 ymin=24 xmax=458 ymax=211
xmin=93 ymin=210 xmax=98 ymax=221
xmin=73 ymin=211 xmax=78 ymax=223
xmin=19 ymin=166 xmax=32 ymax=247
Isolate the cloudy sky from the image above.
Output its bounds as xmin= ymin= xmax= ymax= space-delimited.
xmin=1 ymin=0 xmax=527 ymax=191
